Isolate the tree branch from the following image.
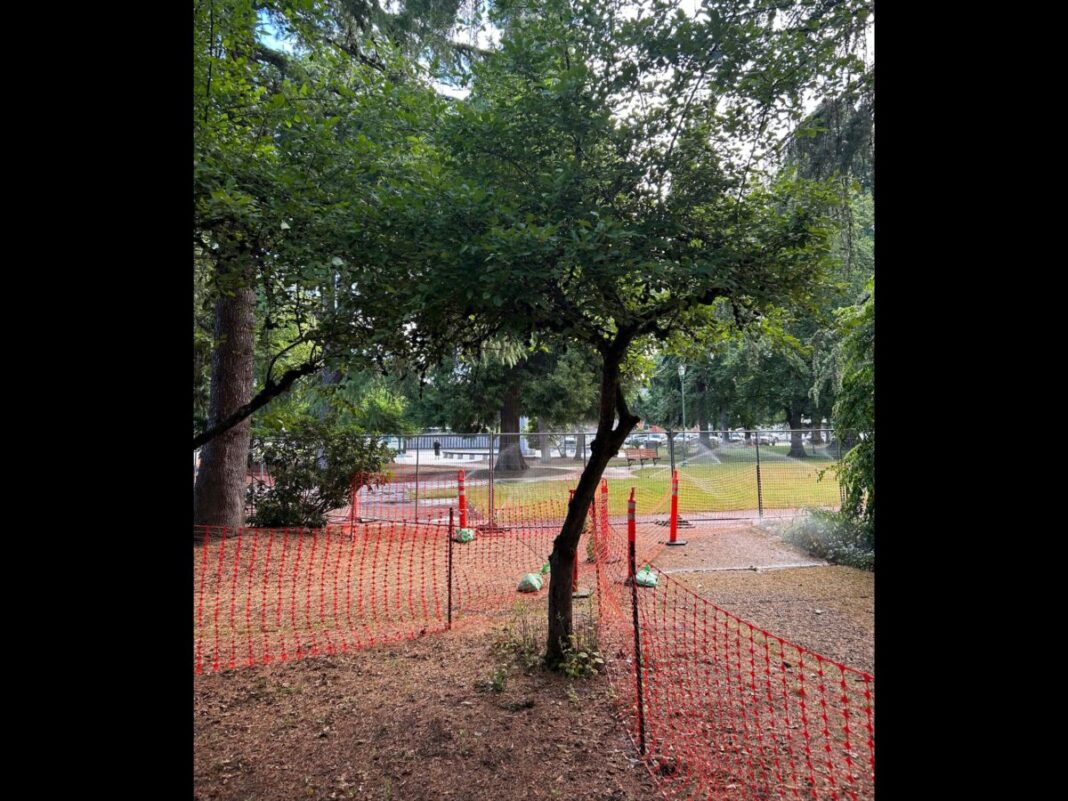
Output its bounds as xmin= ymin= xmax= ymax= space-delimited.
xmin=450 ymin=41 xmax=494 ymax=60
xmin=324 ymin=35 xmax=388 ymax=72
xmin=193 ymin=358 xmax=322 ymax=449
xmin=253 ymin=43 xmax=293 ymax=75
xmin=263 ymin=335 xmax=312 ymax=387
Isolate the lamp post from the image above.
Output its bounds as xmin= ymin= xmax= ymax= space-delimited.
xmin=678 ymin=363 xmax=687 ymax=459
xmin=707 ymin=353 xmax=714 ymax=445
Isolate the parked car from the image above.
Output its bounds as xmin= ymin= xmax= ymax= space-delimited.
xmin=756 ymin=434 xmax=779 ymax=446
xmin=624 ymin=436 xmax=662 ymax=451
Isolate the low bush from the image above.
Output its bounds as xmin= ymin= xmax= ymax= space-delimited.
xmin=247 ymin=418 xmax=392 ymax=528
xmin=782 ymin=509 xmax=874 ymax=571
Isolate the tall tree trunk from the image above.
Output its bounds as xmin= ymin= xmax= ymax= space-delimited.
xmin=314 ymin=277 xmax=343 ymax=466
xmin=696 ymin=387 xmax=711 ymax=448
xmin=318 ymin=275 xmax=343 ymax=408
xmin=319 ymin=366 xmax=342 ymax=404
xmin=810 ymin=417 xmax=824 ymax=445
xmin=573 ymin=428 xmax=587 ymax=462
xmin=719 ymin=411 xmax=730 ymax=444
xmin=314 ymin=363 xmax=342 ymax=470
xmin=496 ymin=383 xmax=528 ymax=472
xmin=787 ymin=407 xmax=808 ymax=458
xmin=538 ymin=418 xmax=552 ymax=464
xmin=545 ymin=336 xmax=639 ymax=668
xmin=194 ymin=281 xmax=257 ymax=529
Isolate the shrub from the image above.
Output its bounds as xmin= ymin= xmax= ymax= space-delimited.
xmin=560 ymin=635 xmax=606 ymax=679
xmin=559 ymin=602 xmax=605 ymax=679
xmin=247 ymin=418 xmax=392 ymax=528
xmin=782 ymin=509 xmax=874 ymax=571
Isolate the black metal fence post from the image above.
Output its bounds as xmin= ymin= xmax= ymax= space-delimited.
xmin=592 ymin=500 xmax=602 ymax=615
xmin=667 ymin=428 xmax=676 ymax=473
xmin=754 ymin=430 xmax=764 ymax=519
xmin=628 ymin=492 xmax=647 ymax=755
xmin=447 ymin=507 xmax=454 ymax=629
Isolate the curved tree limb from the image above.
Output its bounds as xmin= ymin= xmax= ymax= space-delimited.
xmin=192 ymin=357 xmax=322 ymax=450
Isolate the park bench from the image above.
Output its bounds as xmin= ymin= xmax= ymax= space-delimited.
xmin=623 ymin=447 xmax=659 ymax=467
xmin=442 ymin=450 xmax=491 ymax=460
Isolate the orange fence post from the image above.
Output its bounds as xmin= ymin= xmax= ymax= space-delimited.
xmin=458 ymin=470 xmax=467 ymax=529
xmin=667 ymin=469 xmax=686 ymax=546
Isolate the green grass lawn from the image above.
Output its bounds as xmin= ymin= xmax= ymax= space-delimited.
xmin=680 ymin=444 xmax=839 ymax=464
xmin=420 ymin=459 xmax=842 ymax=515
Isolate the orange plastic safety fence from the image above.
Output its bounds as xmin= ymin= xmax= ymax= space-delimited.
xmin=594 ymin=515 xmax=874 ymax=801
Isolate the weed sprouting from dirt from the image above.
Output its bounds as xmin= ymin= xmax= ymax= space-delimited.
xmin=475 ymin=667 xmax=508 ymax=694
xmin=493 ymin=601 xmax=545 ymax=672
xmin=559 ymin=601 xmax=606 ymax=679
xmin=490 ymin=596 xmax=607 ymax=690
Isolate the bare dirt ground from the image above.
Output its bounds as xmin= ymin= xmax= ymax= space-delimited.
xmin=194 ymin=614 xmax=660 ymax=801
xmin=194 ymin=521 xmax=873 ymax=800
xmin=652 ymin=524 xmax=874 ymax=674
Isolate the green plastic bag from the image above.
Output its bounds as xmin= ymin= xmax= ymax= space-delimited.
xmin=453 ymin=528 xmax=475 ymax=543
xmin=517 ymin=573 xmax=543 ymax=593
xmin=540 ymin=561 xmax=551 ymax=575
xmin=635 ymin=565 xmax=658 ymax=588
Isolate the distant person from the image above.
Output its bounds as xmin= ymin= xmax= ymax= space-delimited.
xmin=433 ymin=440 xmax=441 ymax=459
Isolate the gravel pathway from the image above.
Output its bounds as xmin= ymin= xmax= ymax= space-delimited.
xmin=650 ymin=523 xmax=874 ymax=674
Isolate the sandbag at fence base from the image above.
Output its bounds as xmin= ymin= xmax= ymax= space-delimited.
xmin=517 ymin=573 xmax=543 ymax=592
xmin=635 ymin=566 xmax=658 ymax=587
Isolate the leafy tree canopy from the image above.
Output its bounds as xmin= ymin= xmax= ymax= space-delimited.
xmin=832 ymin=277 xmax=873 ymax=534
xmin=363 ymin=0 xmax=872 ymax=663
